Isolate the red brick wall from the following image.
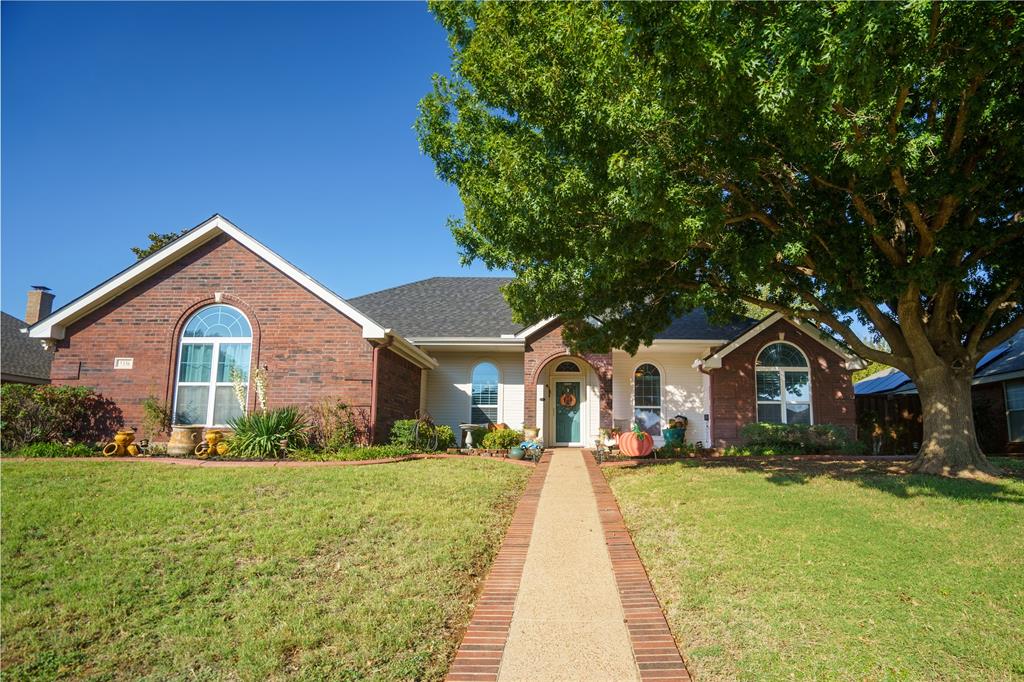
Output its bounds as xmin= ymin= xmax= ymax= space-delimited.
xmin=51 ymin=234 xmax=376 ymax=439
xmin=373 ymin=347 xmax=421 ymax=444
xmin=523 ymin=320 xmax=612 ymax=430
xmin=709 ymin=319 xmax=855 ymax=447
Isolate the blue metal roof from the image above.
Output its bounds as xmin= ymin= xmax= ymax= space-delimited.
xmin=854 ymin=329 xmax=1024 ymax=396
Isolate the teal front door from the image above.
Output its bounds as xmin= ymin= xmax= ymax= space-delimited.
xmin=555 ymin=381 xmax=581 ymax=444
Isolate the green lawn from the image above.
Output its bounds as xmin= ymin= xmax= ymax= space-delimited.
xmin=605 ymin=458 xmax=1024 ymax=681
xmin=1 ymin=459 xmax=530 ymax=681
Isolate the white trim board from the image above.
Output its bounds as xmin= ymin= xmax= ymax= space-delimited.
xmin=697 ymin=313 xmax=865 ymax=371
xmin=28 ymin=214 xmax=436 ymax=368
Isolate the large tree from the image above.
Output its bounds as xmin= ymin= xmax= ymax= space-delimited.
xmin=417 ymin=1 xmax=1024 ymax=476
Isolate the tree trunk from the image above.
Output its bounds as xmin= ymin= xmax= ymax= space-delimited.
xmin=907 ymin=365 xmax=999 ymax=477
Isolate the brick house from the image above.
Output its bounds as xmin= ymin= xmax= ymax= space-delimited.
xmin=29 ymin=215 xmax=863 ymax=447
xmin=855 ymin=334 xmax=1024 ymax=454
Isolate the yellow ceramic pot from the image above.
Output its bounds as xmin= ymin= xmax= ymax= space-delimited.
xmin=204 ymin=430 xmax=223 ymax=448
xmin=216 ymin=441 xmax=230 ymax=456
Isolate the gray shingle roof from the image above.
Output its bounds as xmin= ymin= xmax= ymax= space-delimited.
xmin=1 ymin=312 xmax=52 ymax=382
xmin=654 ymin=309 xmax=757 ymax=340
xmin=351 ymin=276 xmax=758 ymax=342
xmin=351 ymin=277 xmax=520 ymax=338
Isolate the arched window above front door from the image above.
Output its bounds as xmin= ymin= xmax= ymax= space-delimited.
xmin=755 ymin=342 xmax=811 ymax=424
xmin=470 ymin=362 xmax=499 ymax=425
xmin=633 ymin=363 xmax=662 ymax=436
xmin=174 ymin=305 xmax=252 ymax=426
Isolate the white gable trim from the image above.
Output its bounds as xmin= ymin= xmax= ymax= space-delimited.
xmin=699 ymin=313 xmax=865 ymax=370
xmin=29 ymin=214 xmax=392 ymax=342
xmin=515 ymin=316 xmax=559 ymax=339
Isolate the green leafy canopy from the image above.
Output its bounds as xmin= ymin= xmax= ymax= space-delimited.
xmin=417 ymin=1 xmax=1023 ymax=374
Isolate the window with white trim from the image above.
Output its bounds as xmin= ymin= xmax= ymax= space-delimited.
xmin=471 ymin=362 xmax=499 ymax=425
xmin=633 ymin=363 xmax=662 ymax=436
xmin=174 ymin=305 xmax=252 ymax=426
xmin=756 ymin=342 xmax=811 ymax=424
xmin=1007 ymin=380 xmax=1024 ymax=442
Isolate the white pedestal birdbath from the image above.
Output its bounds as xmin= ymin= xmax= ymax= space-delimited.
xmin=459 ymin=424 xmax=489 ymax=449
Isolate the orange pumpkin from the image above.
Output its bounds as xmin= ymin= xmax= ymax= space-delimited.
xmin=617 ymin=431 xmax=654 ymax=457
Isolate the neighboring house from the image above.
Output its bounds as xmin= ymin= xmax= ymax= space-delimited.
xmin=1 ymin=287 xmax=56 ymax=385
xmin=854 ymin=331 xmax=1024 ymax=454
xmin=28 ymin=215 xmax=862 ymax=447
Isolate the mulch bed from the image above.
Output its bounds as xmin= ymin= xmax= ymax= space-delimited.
xmin=4 ymin=453 xmax=536 ymax=468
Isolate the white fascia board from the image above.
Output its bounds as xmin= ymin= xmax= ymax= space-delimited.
xmin=700 ymin=312 xmax=866 ymax=370
xmin=700 ymin=313 xmax=783 ymax=369
xmin=646 ymin=338 xmax=729 ymax=347
xmin=515 ymin=316 xmax=559 ymax=338
xmin=29 ymin=214 xmax=394 ymax=344
xmin=29 ymin=217 xmax=225 ymax=340
xmin=384 ymin=331 xmax=438 ymax=369
xmin=410 ymin=337 xmax=526 ymax=353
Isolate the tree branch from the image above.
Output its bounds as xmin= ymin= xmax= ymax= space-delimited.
xmin=968 ymin=277 xmax=1022 ymax=357
xmin=891 ymin=167 xmax=935 ymax=257
xmin=948 ymin=74 xmax=982 ymax=159
xmin=976 ymin=311 xmax=1024 ymax=357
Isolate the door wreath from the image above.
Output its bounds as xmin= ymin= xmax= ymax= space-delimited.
xmin=559 ymin=390 xmax=578 ymax=408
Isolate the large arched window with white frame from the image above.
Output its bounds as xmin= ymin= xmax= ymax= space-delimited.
xmin=755 ymin=342 xmax=811 ymax=424
xmin=174 ymin=305 xmax=252 ymax=426
xmin=470 ymin=362 xmax=499 ymax=425
xmin=633 ymin=363 xmax=662 ymax=436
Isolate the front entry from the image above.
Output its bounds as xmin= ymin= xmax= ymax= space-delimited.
xmin=554 ymin=380 xmax=582 ymax=445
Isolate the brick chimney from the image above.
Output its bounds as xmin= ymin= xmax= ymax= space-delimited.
xmin=25 ymin=285 xmax=54 ymax=325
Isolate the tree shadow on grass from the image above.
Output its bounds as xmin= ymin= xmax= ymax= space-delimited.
xmin=686 ymin=458 xmax=1024 ymax=504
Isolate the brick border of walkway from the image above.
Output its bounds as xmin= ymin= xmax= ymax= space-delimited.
xmin=3 ymin=453 xmax=535 ymax=469
xmin=445 ymin=451 xmax=551 ymax=682
xmin=584 ymin=451 xmax=692 ymax=682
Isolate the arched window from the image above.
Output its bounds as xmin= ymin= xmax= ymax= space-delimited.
xmin=555 ymin=361 xmax=580 ymax=373
xmin=470 ymin=362 xmax=499 ymax=425
xmin=633 ymin=363 xmax=662 ymax=436
xmin=174 ymin=305 xmax=252 ymax=426
xmin=755 ymin=342 xmax=811 ymax=424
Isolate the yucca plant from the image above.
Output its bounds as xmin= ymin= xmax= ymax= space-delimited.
xmin=227 ymin=407 xmax=308 ymax=459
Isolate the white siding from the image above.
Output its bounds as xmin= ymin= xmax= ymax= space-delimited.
xmin=424 ymin=351 xmax=525 ymax=444
xmin=612 ymin=346 xmax=711 ymax=445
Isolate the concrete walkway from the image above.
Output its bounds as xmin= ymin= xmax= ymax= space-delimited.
xmin=497 ymin=448 xmax=640 ymax=681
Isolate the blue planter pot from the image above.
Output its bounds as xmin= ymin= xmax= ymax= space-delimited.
xmin=509 ymin=446 xmax=525 ymax=460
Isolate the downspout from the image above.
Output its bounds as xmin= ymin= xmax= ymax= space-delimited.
xmin=369 ymin=335 xmax=395 ymax=445
xmin=693 ymin=358 xmax=714 ymax=448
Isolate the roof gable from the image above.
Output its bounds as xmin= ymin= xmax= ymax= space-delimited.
xmin=29 ymin=215 xmax=389 ymax=342
xmin=699 ymin=313 xmax=865 ymax=370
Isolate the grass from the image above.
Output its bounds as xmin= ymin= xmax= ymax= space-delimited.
xmin=605 ymin=458 xmax=1024 ymax=681
xmin=1 ymin=459 xmax=530 ymax=681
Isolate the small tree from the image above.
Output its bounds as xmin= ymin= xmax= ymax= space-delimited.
xmin=131 ymin=229 xmax=190 ymax=260
xmin=418 ymin=1 xmax=1023 ymax=476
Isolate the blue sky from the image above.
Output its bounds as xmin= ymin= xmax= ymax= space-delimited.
xmin=1 ymin=1 xmax=501 ymax=316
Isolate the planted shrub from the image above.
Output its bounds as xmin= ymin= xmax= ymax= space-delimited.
xmin=308 ymin=399 xmax=370 ymax=450
xmin=389 ymin=419 xmax=457 ymax=452
xmin=0 ymin=384 xmax=123 ymax=451
xmin=289 ymin=445 xmax=414 ymax=462
xmin=228 ymin=407 xmax=309 ymax=458
xmin=435 ymin=424 xmax=457 ymax=450
xmin=481 ymin=428 xmax=523 ymax=449
xmin=140 ymin=395 xmax=171 ymax=438
xmin=738 ymin=422 xmax=865 ymax=456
